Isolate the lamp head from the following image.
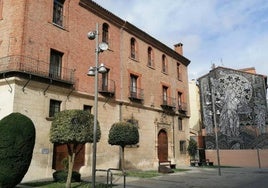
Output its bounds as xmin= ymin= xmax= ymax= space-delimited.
xmin=87 ymin=67 xmax=95 ymax=76
xmin=98 ymin=42 xmax=109 ymax=52
xmin=98 ymin=63 xmax=107 ymax=73
xmin=87 ymin=31 xmax=96 ymax=40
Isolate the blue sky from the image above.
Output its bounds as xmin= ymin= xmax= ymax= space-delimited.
xmin=93 ymin=0 xmax=268 ymax=80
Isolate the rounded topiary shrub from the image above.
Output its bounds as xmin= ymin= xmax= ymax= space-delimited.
xmin=53 ymin=171 xmax=81 ymax=183
xmin=0 ymin=113 xmax=36 ymax=188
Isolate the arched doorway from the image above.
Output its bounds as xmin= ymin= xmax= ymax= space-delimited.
xmin=158 ymin=129 xmax=168 ymax=162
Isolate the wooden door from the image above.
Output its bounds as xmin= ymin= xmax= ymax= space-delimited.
xmin=158 ymin=130 xmax=168 ymax=162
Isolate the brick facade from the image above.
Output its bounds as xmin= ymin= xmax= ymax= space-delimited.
xmin=0 ymin=0 xmax=191 ymax=181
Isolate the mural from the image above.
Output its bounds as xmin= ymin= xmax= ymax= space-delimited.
xmin=198 ymin=67 xmax=268 ymax=149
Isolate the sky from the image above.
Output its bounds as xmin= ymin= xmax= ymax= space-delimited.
xmin=93 ymin=0 xmax=268 ymax=80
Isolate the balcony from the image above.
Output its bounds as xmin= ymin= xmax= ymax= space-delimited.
xmin=0 ymin=55 xmax=75 ymax=86
xmin=128 ymin=87 xmax=144 ymax=102
xmin=98 ymin=79 xmax=115 ymax=97
xmin=161 ymin=96 xmax=176 ymax=112
xmin=178 ymin=102 xmax=187 ymax=114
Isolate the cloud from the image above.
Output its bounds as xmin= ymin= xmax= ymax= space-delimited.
xmin=93 ymin=0 xmax=268 ymax=79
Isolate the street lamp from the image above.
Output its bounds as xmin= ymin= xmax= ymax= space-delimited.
xmin=210 ymin=77 xmax=221 ymax=176
xmin=87 ymin=23 xmax=108 ymax=188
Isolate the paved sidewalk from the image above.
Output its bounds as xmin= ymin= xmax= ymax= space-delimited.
xmin=112 ymin=167 xmax=268 ymax=188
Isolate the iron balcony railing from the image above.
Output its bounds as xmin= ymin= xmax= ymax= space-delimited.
xmin=161 ymin=95 xmax=176 ymax=108
xmin=0 ymin=55 xmax=75 ymax=83
xmin=178 ymin=102 xmax=187 ymax=112
xmin=98 ymin=79 xmax=115 ymax=95
xmin=129 ymin=87 xmax=144 ymax=101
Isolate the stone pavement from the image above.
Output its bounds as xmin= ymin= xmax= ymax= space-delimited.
xmin=111 ymin=167 xmax=268 ymax=188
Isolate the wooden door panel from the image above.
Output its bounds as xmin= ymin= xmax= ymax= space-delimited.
xmin=158 ymin=130 xmax=168 ymax=162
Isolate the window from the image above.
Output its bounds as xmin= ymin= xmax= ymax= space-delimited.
xmin=130 ymin=38 xmax=137 ymax=59
xmin=101 ymin=69 xmax=109 ymax=91
xmin=53 ymin=0 xmax=65 ymax=27
xmin=83 ymin=105 xmax=92 ymax=113
xmin=162 ymin=55 xmax=167 ymax=73
xmin=147 ymin=47 xmax=153 ymax=67
xmin=180 ymin=140 xmax=186 ymax=154
xmin=49 ymin=99 xmax=61 ymax=117
xmin=102 ymin=23 xmax=109 ymax=44
xmin=178 ymin=118 xmax=183 ymax=131
xmin=49 ymin=49 xmax=63 ymax=79
xmin=178 ymin=92 xmax=182 ymax=107
xmin=162 ymin=86 xmax=168 ymax=104
xmin=130 ymin=74 xmax=138 ymax=97
xmin=177 ymin=63 xmax=181 ymax=80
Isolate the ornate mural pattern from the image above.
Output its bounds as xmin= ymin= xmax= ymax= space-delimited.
xmin=198 ymin=67 xmax=268 ymax=149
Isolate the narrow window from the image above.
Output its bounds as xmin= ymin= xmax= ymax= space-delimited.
xmin=147 ymin=47 xmax=153 ymax=67
xmin=101 ymin=69 xmax=109 ymax=91
xmin=162 ymin=86 xmax=168 ymax=105
xmin=180 ymin=140 xmax=186 ymax=154
xmin=50 ymin=49 xmax=63 ymax=79
xmin=83 ymin=105 xmax=92 ymax=113
xmin=162 ymin=55 xmax=167 ymax=73
xmin=178 ymin=117 xmax=183 ymax=131
xmin=53 ymin=0 xmax=65 ymax=26
xmin=178 ymin=92 xmax=182 ymax=107
xmin=102 ymin=23 xmax=109 ymax=44
xmin=49 ymin=99 xmax=61 ymax=117
xmin=130 ymin=38 xmax=136 ymax=59
xmin=130 ymin=74 xmax=138 ymax=96
xmin=177 ymin=63 xmax=180 ymax=80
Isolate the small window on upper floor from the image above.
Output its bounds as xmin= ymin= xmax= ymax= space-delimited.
xmin=177 ymin=63 xmax=181 ymax=80
xmin=53 ymin=0 xmax=65 ymax=27
xmin=102 ymin=23 xmax=109 ymax=44
xmin=130 ymin=74 xmax=138 ymax=95
xmin=162 ymin=54 xmax=168 ymax=73
xmin=130 ymin=37 xmax=137 ymax=60
xmin=162 ymin=85 xmax=168 ymax=104
xmin=147 ymin=47 xmax=154 ymax=67
xmin=178 ymin=92 xmax=182 ymax=107
xmin=0 ymin=0 xmax=3 ymax=20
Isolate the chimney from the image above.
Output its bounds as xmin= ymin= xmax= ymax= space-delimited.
xmin=174 ymin=43 xmax=183 ymax=55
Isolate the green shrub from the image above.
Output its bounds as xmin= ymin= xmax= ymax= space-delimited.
xmin=0 ymin=113 xmax=36 ymax=188
xmin=53 ymin=171 xmax=81 ymax=183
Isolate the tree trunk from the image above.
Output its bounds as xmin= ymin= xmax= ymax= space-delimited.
xmin=121 ymin=146 xmax=125 ymax=171
xmin=66 ymin=144 xmax=76 ymax=188
xmin=66 ymin=152 xmax=75 ymax=188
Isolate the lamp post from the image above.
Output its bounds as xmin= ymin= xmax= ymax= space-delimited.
xmin=87 ymin=23 xmax=108 ymax=188
xmin=210 ymin=77 xmax=221 ymax=176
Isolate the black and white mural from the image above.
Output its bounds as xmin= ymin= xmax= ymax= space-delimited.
xmin=198 ymin=67 xmax=268 ymax=149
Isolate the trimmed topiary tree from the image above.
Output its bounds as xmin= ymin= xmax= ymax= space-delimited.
xmin=0 ymin=113 xmax=36 ymax=188
xmin=187 ymin=138 xmax=197 ymax=161
xmin=50 ymin=109 xmax=100 ymax=188
xmin=108 ymin=122 xmax=139 ymax=170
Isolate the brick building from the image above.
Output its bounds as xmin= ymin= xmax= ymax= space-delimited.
xmin=0 ymin=0 xmax=191 ymax=181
